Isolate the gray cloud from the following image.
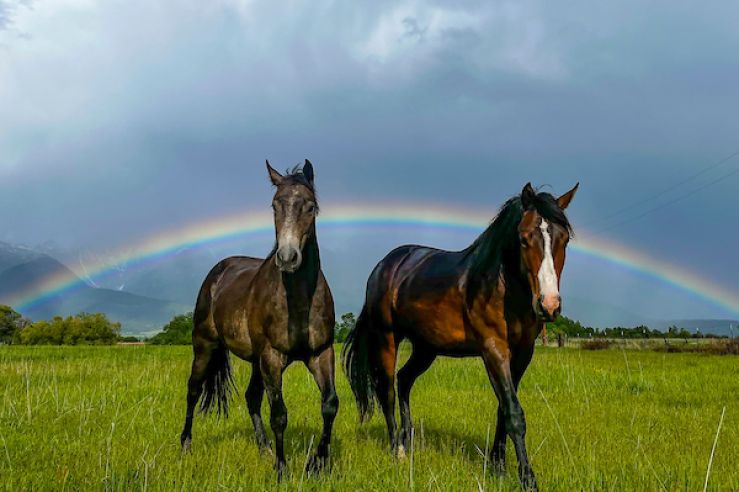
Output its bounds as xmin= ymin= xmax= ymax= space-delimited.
xmin=0 ymin=0 xmax=738 ymax=311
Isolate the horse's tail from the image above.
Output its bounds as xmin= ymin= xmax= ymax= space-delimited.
xmin=341 ymin=305 xmax=377 ymax=422
xmin=198 ymin=343 xmax=235 ymax=417
xmin=193 ymin=260 xmax=235 ymax=418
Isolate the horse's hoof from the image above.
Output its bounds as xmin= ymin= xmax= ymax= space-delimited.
xmin=520 ymin=473 xmax=538 ymax=491
xmin=305 ymin=454 xmax=326 ymax=475
xmin=275 ymin=461 xmax=287 ymax=481
xmin=396 ymin=445 xmax=407 ymax=461
xmin=180 ymin=437 xmax=192 ymax=454
xmin=258 ymin=442 xmax=273 ymax=456
xmin=491 ymin=456 xmax=506 ymax=476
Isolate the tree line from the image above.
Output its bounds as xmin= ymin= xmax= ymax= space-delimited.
xmin=0 ymin=304 xmax=725 ymax=346
xmin=146 ymin=311 xmax=359 ymax=345
xmin=546 ymin=315 xmax=724 ymax=339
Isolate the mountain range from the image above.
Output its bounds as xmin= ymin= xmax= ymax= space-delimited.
xmin=0 ymin=242 xmax=187 ymax=335
xmin=0 ymin=241 xmax=736 ymax=336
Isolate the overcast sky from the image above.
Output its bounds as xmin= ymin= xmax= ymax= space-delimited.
xmin=1 ymin=0 xmax=738 ymax=317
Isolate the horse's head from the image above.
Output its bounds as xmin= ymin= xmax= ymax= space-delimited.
xmin=517 ymin=182 xmax=578 ymax=321
xmin=266 ymin=159 xmax=318 ymax=273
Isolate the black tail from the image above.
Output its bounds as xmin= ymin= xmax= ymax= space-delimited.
xmin=199 ymin=344 xmax=235 ymax=417
xmin=341 ymin=306 xmax=377 ymax=422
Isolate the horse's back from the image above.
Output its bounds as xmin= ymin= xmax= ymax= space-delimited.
xmin=366 ymin=244 xmax=473 ymax=353
xmin=363 ymin=245 xmax=438 ymax=326
xmin=193 ymin=256 xmax=263 ymax=347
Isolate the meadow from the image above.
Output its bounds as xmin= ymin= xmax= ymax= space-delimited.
xmin=0 ymin=345 xmax=736 ymax=491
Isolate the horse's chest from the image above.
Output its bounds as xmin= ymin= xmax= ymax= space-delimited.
xmin=263 ymin=296 xmax=324 ymax=355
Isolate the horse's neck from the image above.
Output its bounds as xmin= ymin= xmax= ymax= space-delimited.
xmin=281 ymin=236 xmax=320 ymax=307
xmin=462 ymin=239 xmax=532 ymax=316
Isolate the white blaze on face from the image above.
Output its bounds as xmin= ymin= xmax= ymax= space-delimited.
xmin=537 ymin=219 xmax=559 ymax=299
xmin=275 ymin=193 xmax=304 ymax=271
xmin=277 ymin=193 xmax=302 ymax=254
xmin=277 ymin=216 xmax=300 ymax=253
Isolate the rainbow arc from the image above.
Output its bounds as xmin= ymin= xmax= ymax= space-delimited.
xmin=7 ymin=202 xmax=738 ymax=317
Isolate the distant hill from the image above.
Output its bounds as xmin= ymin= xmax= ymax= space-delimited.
xmin=0 ymin=241 xmax=44 ymax=272
xmin=0 ymin=247 xmax=187 ymax=335
xmin=564 ymin=297 xmax=737 ymax=335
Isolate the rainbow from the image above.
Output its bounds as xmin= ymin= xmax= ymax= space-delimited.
xmin=7 ymin=202 xmax=739 ymax=317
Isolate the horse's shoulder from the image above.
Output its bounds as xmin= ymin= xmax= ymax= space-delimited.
xmin=211 ymin=256 xmax=264 ymax=293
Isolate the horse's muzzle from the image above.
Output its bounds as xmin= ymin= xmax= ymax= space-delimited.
xmin=536 ymin=295 xmax=561 ymax=322
xmin=276 ymin=246 xmax=301 ymax=273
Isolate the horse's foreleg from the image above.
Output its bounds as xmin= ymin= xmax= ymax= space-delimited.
xmin=481 ymin=338 xmax=538 ymax=491
xmin=491 ymin=405 xmax=507 ymax=473
xmin=246 ymin=363 xmax=270 ymax=452
xmin=305 ymin=345 xmax=339 ymax=474
xmin=260 ymin=347 xmax=289 ymax=479
xmin=491 ymin=345 xmax=534 ymax=474
xmin=397 ymin=345 xmax=435 ymax=454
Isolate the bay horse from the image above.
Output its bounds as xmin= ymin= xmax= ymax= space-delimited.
xmin=342 ymin=183 xmax=578 ymax=490
xmin=180 ymin=160 xmax=338 ymax=478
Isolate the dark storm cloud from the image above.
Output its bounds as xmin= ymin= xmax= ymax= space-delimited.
xmin=1 ymin=0 xmax=738 ymax=306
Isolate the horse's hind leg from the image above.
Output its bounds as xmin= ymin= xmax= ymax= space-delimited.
xmin=246 ymin=363 xmax=270 ymax=452
xmin=260 ymin=346 xmax=289 ymax=479
xmin=180 ymin=337 xmax=215 ymax=451
xmin=397 ymin=343 xmax=435 ymax=455
xmin=373 ymin=331 xmax=400 ymax=455
xmin=305 ymin=345 xmax=339 ymax=474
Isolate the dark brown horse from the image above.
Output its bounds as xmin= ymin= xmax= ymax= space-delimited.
xmin=342 ymin=183 xmax=578 ymax=490
xmin=180 ymin=160 xmax=338 ymax=478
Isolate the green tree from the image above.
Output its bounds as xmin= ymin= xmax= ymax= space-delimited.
xmin=148 ymin=312 xmax=194 ymax=345
xmin=0 ymin=305 xmax=28 ymax=344
xmin=547 ymin=316 xmax=590 ymax=337
xmin=334 ymin=312 xmax=356 ymax=343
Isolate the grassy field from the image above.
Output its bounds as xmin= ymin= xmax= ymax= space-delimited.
xmin=0 ymin=345 xmax=736 ymax=491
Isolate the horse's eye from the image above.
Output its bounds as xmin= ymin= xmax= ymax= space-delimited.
xmin=520 ymin=237 xmax=529 ymax=248
xmin=307 ymin=204 xmax=315 ymax=213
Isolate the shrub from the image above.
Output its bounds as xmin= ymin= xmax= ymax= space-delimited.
xmin=581 ymin=339 xmax=612 ymax=350
xmin=119 ymin=335 xmax=141 ymax=343
xmin=15 ymin=312 xmax=120 ymax=345
xmin=654 ymin=338 xmax=738 ymax=355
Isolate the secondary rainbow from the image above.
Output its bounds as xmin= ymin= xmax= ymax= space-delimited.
xmin=9 ymin=202 xmax=739 ymax=317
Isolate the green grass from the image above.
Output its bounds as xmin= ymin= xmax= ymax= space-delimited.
xmin=0 ymin=345 xmax=736 ymax=491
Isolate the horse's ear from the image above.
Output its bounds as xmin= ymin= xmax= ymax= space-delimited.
xmin=303 ymin=159 xmax=314 ymax=185
xmin=557 ymin=182 xmax=579 ymax=210
xmin=521 ymin=182 xmax=536 ymax=209
xmin=266 ymin=160 xmax=283 ymax=186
